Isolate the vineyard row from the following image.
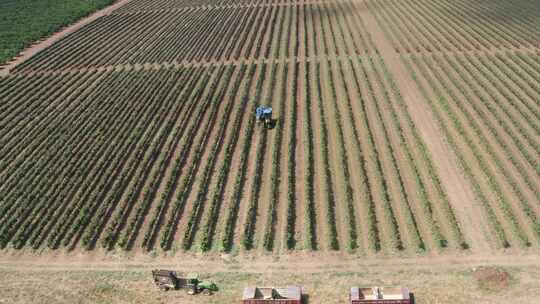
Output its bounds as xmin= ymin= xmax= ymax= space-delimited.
xmin=14 ymin=1 xmax=375 ymax=73
xmin=0 ymin=54 xmax=468 ymax=253
xmin=403 ymin=51 xmax=540 ymax=248
xmin=367 ymin=0 xmax=540 ymax=53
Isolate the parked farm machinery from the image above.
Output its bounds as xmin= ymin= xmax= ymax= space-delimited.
xmin=151 ymin=270 xmax=218 ymax=295
xmin=151 ymin=271 xmax=411 ymax=303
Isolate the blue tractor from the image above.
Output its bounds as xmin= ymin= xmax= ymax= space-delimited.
xmin=256 ymin=105 xmax=273 ymax=129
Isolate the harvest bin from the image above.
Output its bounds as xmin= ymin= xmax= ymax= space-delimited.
xmin=242 ymin=286 xmax=302 ymax=304
xmin=350 ymin=287 xmax=411 ymax=304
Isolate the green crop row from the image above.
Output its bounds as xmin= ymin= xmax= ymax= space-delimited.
xmin=262 ymin=63 xmax=287 ymax=251
xmin=325 ymin=59 xmax=358 ymax=251
xmin=219 ymin=64 xmax=259 ymax=252
xmin=284 ymin=62 xmax=298 ymax=250
xmin=139 ymin=68 xmax=205 ymax=250
xmin=242 ymin=63 xmax=269 ymax=250
xmin=0 ymin=70 xmax=129 ymax=249
xmin=182 ymin=65 xmax=236 ymax=251
xmin=353 ymin=58 xmax=403 ymax=253
xmin=302 ymin=62 xmax=317 ymax=250
xmin=370 ymin=56 xmax=449 ymax=251
xmin=377 ymin=56 xmax=467 ymax=249
xmin=313 ymin=62 xmax=338 ymax=250
xmin=156 ymin=65 xmax=228 ymax=251
xmin=439 ymin=54 xmax=540 ymax=242
xmin=199 ymin=64 xmax=249 ymax=252
xmin=406 ymin=55 xmax=512 ymax=248
xmin=17 ymin=70 xmax=152 ymax=250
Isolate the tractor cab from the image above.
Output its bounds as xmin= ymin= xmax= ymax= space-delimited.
xmin=256 ymin=105 xmax=273 ymax=129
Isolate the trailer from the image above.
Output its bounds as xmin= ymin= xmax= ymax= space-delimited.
xmin=151 ymin=270 xmax=217 ymax=295
xmin=350 ymin=287 xmax=411 ymax=304
xmin=242 ymin=286 xmax=301 ymax=304
xmin=152 ymin=269 xmax=185 ymax=291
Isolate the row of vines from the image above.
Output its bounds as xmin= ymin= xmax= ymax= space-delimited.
xmin=367 ymin=0 xmax=540 ymax=53
xmin=0 ymin=50 xmax=471 ymax=253
xmin=402 ymin=51 xmax=540 ymax=248
xmin=114 ymin=0 xmax=322 ymax=13
xmin=14 ymin=1 xmax=375 ymax=73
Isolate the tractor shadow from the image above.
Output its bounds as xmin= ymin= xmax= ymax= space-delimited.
xmin=267 ymin=118 xmax=277 ymax=130
xmin=259 ymin=118 xmax=278 ymax=130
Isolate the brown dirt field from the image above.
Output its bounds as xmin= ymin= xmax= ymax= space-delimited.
xmin=360 ymin=2 xmax=491 ymax=252
xmin=473 ymin=266 xmax=513 ymax=291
